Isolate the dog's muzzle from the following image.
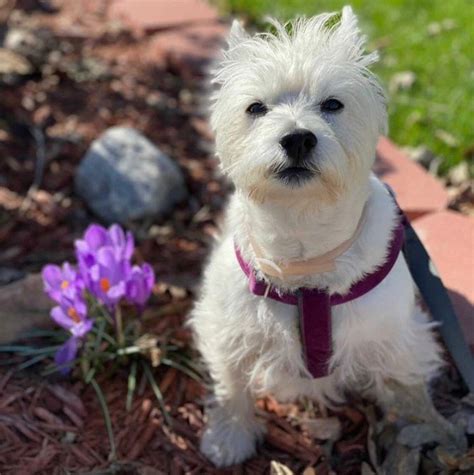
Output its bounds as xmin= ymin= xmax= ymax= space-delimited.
xmin=277 ymin=129 xmax=317 ymax=185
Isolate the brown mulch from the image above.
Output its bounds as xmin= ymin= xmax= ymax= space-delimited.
xmin=0 ymin=335 xmax=371 ymax=475
xmin=0 ymin=2 xmax=472 ymax=474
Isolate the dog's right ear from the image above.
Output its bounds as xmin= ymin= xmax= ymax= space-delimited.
xmin=227 ymin=19 xmax=250 ymax=49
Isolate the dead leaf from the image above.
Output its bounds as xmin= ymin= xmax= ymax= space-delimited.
xmin=435 ymin=129 xmax=459 ymax=147
xmin=270 ymin=461 xmax=294 ymax=475
xmin=389 ymin=71 xmax=416 ymax=94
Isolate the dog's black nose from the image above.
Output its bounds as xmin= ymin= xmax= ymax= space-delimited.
xmin=280 ymin=129 xmax=317 ymax=163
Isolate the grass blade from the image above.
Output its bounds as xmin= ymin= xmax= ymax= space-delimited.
xmin=0 ymin=345 xmax=60 ymax=354
xmin=17 ymin=353 xmax=52 ymax=370
xmin=142 ymin=361 xmax=172 ymax=426
xmin=90 ymin=377 xmax=116 ymax=462
xmin=161 ymin=357 xmax=202 ymax=384
xmin=126 ymin=359 xmax=137 ymax=411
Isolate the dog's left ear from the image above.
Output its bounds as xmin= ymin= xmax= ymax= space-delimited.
xmin=338 ymin=6 xmax=387 ymax=135
xmin=336 ymin=6 xmax=379 ymax=68
xmin=227 ymin=19 xmax=250 ymax=49
xmin=340 ymin=6 xmax=359 ymax=35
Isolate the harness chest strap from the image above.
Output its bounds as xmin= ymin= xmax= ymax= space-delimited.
xmin=235 ymin=211 xmax=405 ymax=378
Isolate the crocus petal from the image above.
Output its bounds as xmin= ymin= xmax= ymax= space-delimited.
xmin=54 ymin=337 xmax=79 ymax=374
xmin=84 ymin=224 xmax=108 ymax=250
xmin=108 ymin=224 xmax=125 ymax=247
xmin=107 ymin=281 xmax=125 ymax=300
xmin=108 ymin=224 xmax=134 ymax=259
xmin=96 ymin=247 xmax=117 ymax=270
xmin=70 ymin=319 xmax=93 ymax=338
xmin=89 ymin=263 xmax=101 ymax=282
xmin=51 ymin=306 xmax=74 ymax=330
xmin=42 ymin=265 xmax=63 ymax=301
xmin=124 ymin=231 xmax=134 ymax=259
xmin=125 ymin=264 xmax=154 ymax=307
xmin=141 ymin=263 xmax=155 ymax=289
xmin=42 ymin=264 xmax=62 ymax=286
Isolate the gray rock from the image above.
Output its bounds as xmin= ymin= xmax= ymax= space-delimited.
xmin=0 ymin=274 xmax=52 ymax=344
xmin=382 ymin=443 xmax=420 ymax=475
xmin=397 ymin=423 xmax=444 ymax=448
xmin=0 ymin=267 xmax=26 ymax=286
xmin=75 ymin=127 xmax=187 ymax=224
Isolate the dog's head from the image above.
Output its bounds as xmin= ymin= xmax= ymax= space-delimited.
xmin=210 ymin=7 xmax=387 ymax=203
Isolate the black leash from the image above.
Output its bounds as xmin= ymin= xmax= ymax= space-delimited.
xmin=402 ymin=218 xmax=474 ymax=393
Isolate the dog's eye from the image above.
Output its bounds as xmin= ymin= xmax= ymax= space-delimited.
xmin=320 ymin=98 xmax=344 ymax=113
xmin=246 ymin=102 xmax=268 ymax=116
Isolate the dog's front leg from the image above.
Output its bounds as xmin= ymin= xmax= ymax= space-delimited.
xmin=200 ymin=362 xmax=265 ymax=467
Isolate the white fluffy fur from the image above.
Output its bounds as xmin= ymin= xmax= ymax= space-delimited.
xmin=189 ymin=7 xmax=443 ymax=467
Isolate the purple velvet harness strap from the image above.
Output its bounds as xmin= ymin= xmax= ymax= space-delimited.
xmin=235 ymin=212 xmax=405 ymax=378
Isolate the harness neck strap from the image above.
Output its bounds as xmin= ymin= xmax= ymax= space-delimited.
xmin=249 ymin=205 xmax=367 ymax=278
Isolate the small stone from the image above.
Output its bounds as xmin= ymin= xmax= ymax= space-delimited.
xmin=62 ymin=431 xmax=76 ymax=443
xmin=75 ymin=127 xmax=187 ymax=224
xmin=302 ymin=417 xmax=342 ymax=441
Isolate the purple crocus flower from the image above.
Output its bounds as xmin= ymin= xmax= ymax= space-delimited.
xmin=51 ymin=293 xmax=93 ymax=374
xmin=42 ymin=262 xmax=84 ymax=303
xmin=88 ymin=247 xmax=131 ymax=309
xmin=125 ymin=263 xmax=155 ymax=309
xmin=75 ymin=224 xmax=134 ymax=297
xmin=75 ymin=224 xmax=134 ymax=270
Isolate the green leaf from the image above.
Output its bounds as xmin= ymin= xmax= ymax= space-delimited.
xmin=90 ymin=377 xmax=116 ymax=462
xmin=17 ymin=353 xmax=52 ymax=370
xmin=126 ymin=359 xmax=138 ymax=412
xmin=142 ymin=361 xmax=172 ymax=426
xmin=161 ymin=357 xmax=202 ymax=384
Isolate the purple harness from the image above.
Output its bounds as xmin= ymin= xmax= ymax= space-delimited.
xmin=235 ymin=212 xmax=405 ymax=378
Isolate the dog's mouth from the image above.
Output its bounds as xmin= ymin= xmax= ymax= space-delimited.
xmin=275 ymin=166 xmax=315 ymax=186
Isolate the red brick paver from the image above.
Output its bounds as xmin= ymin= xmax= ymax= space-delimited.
xmin=413 ymin=211 xmax=474 ymax=350
xmin=109 ymin=0 xmax=218 ymax=33
xmin=149 ymin=22 xmax=228 ymax=74
xmin=375 ymin=137 xmax=449 ymax=220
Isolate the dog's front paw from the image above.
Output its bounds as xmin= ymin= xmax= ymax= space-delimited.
xmin=200 ymin=414 xmax=265 ymax=467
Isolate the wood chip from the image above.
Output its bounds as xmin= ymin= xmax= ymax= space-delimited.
xmin=159 ymin=368 xmax=178 ymax=395
xmin=62 ymin=404 xmax=84 ymax=428
xmin=47 ymin=385 xmax=85 ymax=417
xmin=33 ymin=407 xmax=64 ymax=426
xmin=128 ymin=419 xmax=161 ymax=460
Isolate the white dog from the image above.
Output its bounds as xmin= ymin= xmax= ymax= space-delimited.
xmin=190 ymin=7 xmax=442 ymax=467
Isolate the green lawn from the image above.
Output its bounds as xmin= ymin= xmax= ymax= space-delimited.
xmin=217 ymin=0 xmax=474 ymax=174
